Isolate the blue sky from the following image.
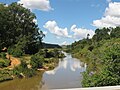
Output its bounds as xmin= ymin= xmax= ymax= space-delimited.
xmin=1 ymin=0 xmax=120 ymax=45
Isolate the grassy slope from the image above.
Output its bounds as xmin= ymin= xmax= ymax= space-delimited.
xmin=71 ymin=38 xmax=120 ymax=72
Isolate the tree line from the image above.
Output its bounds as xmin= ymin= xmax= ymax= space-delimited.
xmin=67 ymin=27 xmax=120 ymax=87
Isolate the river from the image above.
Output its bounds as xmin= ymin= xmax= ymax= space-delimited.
xmin=0 ymin=52 xmax=86 ymax=90
xmin=41 ymin=52 xmax=86 ymax=90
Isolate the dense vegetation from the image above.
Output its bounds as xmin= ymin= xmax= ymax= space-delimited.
xmin=0 ymin=53 xmax=10 ymax=68
xmin=0 ymin=3 xmax=64 ymax=82
xmin=30 ymin=49 xmax=65 ymax=69
xmin=67 ymin=27 xmax=120 ymax=87
xmin=0 ymin=2 xmax=44 ymax=55
xmin=43 ymin=43 xmax=62 ymax=48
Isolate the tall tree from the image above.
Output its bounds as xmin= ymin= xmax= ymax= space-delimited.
xmin=92 ymin=28 xmax=110 ymax=42
xmin=0 ymin=3 xmax=44 ymax=54
xmin=110 ymin=27 xmax=120 ymax=38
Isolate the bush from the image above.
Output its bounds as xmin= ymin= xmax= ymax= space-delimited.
xmin=3 ymin=59 xmax=10 ymax=67
xmin=0 ymin=59 xmax=10 ymax=68
xmin=0 ymin=60 xmax=4 ymax=68
xmin=58 ymin=52 xmax=65 ymax=58
xmin=88 ymin=46 xmax=94 ymax=51
xmin=30 ymin=52 xmax=44 ymax=69
xmin=0 ymin=52 xmax=7 ymax=59
xmin=8 ymin=46 xmax=24 ymax=57
xmin=12 ymin=48 xmax=23 ymax=57
xmin=13 ymin=60 xmax=36 ymax=78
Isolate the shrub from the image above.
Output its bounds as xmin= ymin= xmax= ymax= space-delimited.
xmin=8 ymin=46 xmax=24 ymax=57
xmin=0 ymin=59 xmax=10 ymax=68
xmin=13 ymin=60 xmax=36 ymax=78
xmin=30 ymin=53 xmax=44 ymax=69
xmin=0 ymin=60 xmax=5 ymax=68
xmin=88 ymin=46 xmax=94 ymax=51
xmin=0 ymin=52 xmax=7 ymax=59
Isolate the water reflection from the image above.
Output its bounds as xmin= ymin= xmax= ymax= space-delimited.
xmin=41 ymin=52 xmax=86 ymax=90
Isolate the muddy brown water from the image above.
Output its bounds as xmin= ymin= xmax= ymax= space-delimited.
xmin=0 ymin=52 xmax=86 ymax=90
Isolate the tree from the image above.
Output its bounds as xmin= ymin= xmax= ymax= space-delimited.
xmin=0 ymin=3 xmax=44 ymax=54
xmin=87 ymin=34 xmax=90 ymax=40
xmin=92 ymin=28 xmax=110 ymax=42
xmin=110 ymin=27 xmax=120 ymax=38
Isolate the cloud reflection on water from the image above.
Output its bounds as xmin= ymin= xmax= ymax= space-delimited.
xmin=45 ymin=57 xmax=86 ymax=75
xmin=41 ymin=52 xmax=86 ymax=89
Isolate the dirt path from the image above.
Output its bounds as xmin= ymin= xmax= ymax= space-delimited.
xmin=6 ymin=53 xmax=21 ymax=69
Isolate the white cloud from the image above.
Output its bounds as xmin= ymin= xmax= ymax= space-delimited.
xmin=71 ymin=25 xmax=95 ymax=40
xmin=18 ymin=0 xmax=53 ymax=11
xmin=105 ymin=2 xmax=120 ymax=17
xmin=43 ymin=21 xmax=71 ymax=38
xmin=44 ymin=21 xmax=95 ymax=40
xmin=93 ymin=2 xmax=120 ymax=28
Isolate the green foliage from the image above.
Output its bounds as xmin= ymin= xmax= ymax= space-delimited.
xmin=47 ymin=49 xmax=65 ymax=58
xmin=30 ymin=49 xmax=64 ymax=69
xmin=58 ymin=52 xmax=65 ymax=58
xmin=0 ymin=59 xmax=10 ymax=68
xmin=0 ymin=69 xmax=13 ymax=82
xmin=68 ymin=27 xmax=120 ymax=87
xmin=88 ymin=45 xmax=94 ymax=51
xmin=13 ymin=60 xmax=36 ymax=78
xmin=110 ymin=27 xmax=120 ymax=38
xmin=38 ymin=49 xmax=65 ymax=58
xmin=82 ymin=42 xmax=120 ymax=87
xmin=0 ymin=3 xmax=44 ymax=54
xmin=92 ymin=28 xmax=110 ymax=42
xmin=8 ymin=46 xmax=24 ymax=57
xmin=0 ymin=52 xmax=6 ymax=59
xmin=30 ymin=52 xmax=44 ymax=69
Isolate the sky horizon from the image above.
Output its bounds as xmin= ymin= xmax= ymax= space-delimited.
xmin=1 ymin=0 xmax=120 ymax=45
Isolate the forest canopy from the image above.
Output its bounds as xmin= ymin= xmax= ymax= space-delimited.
xmin=0 ymin=2 xmax=44 ymax=55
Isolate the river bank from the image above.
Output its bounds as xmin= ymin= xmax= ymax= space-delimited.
xmin=0 ymin=49 xmax=65 ymax=86
xmin=0 ymin=56 xmax=62 ymax=90
xmin=67 ymin=38 xmax=120 ymax=87
xmin=0 ymin=52 xmax=86 ymax=90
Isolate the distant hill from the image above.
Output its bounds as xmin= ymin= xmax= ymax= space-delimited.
xmin=42 ymin=43 xmax=61 ymax=48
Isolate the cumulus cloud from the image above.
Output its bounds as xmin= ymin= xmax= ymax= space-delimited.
xmin=44 ymin=21 xmax=95 ymax=40
xmin=105 ymin=2 xmax=120 ymax=17
xmin=93 ymin=2 xmax=120 ymax=28
xmin=18 ymin=0 xmax=53 ymax=11
xmin=43 ymin=21 xmax=71 ymax=38
xmin=71 ymin=25 xmax=95 ymax=40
